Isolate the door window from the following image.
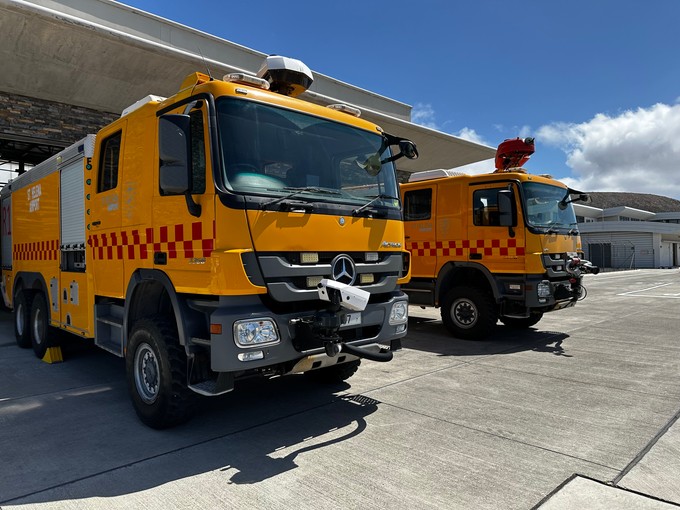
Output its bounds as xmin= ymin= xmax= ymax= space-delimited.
xmin=97 ymin=131 xmax=122 ymax=193
xmin=472 ymin=188 xmax=503 ymax=226
xmin=404 ymin=188 xmax=432 ymax=221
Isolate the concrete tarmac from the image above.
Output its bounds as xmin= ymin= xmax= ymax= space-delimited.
xmin=1 ymin=269 xmax=679 ymax=509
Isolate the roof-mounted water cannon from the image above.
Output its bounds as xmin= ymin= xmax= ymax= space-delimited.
xmin=494 ymin=137 xmax=535 ymax=173
xmin=257 ymin=55 xmax=314 ymax=97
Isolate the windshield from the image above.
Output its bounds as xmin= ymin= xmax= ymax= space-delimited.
xmin=522 ymin=182 xmax=578 ymax=231
xmin=216 ymin=98 xmax=400 ymax=208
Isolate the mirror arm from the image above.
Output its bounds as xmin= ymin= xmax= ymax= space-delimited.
xmin=185 ymin=192 xmax=202 ymax=217
xmin=380 ymin=153 xmax=401 ymax=164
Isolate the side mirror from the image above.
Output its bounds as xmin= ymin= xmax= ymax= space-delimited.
xmin=399 ymin=140 xmax=419 ymax=160
xmin=159 ymin=114 xmax=191 ymax=195
xmin=498 ymin=189 xmax=516 ymax=227
xmin=559 ymin=192 xmax=591 ymax=210
xmin=374 ymin=135 xmax=419 ymax=172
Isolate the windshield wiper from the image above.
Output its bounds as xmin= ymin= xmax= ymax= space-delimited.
xmin=260 ymin=186 xmax=342 ymax=209
xmin=541 ymin=224 xmax=579 ymax=235
xmin=352 ymin=193 xmax=399 ymax=216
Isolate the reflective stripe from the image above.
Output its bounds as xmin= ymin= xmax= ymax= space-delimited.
xmin=87 ymin=221 xmax=215 ymax=260
xmin=407 ymin=239 xmax=525 ymax=257
xmin=13 ymin=240 xmax=59 ymax=261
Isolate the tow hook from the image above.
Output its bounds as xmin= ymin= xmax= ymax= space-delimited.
xmin=343 ymin=343 xmax=393 ymax=362
xmin=297 ymin=304 xmax=395 ymax=363
xmin=323 ymin=340 xmax=393 ymax=362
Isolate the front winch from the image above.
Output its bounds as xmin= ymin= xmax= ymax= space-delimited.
xmin=291 ymin=279 xmax=393 ymax=362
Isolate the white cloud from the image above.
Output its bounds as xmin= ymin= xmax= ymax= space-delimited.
xmin=454 ymin=127 xmax=488 ymax=145
xmin=409 ymin=106 xmax=494 ymax=174
xmin=411 ymin=103 xmax=438 ymax=129
xmin=518 ymin=125 xmax=532 ymax=139
xmin=537 ymin=103 xmax=680 ymax=198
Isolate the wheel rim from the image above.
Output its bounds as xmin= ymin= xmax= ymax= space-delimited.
xmin=33 ymin=307 xmax=43 ymax=345
xmin=16 ymin=301 xmax=24 ymax=337
xmin=452 ymin=298 xmax=478 ymax=329
xmin=134 ymin=342 xmax=160 ymax=404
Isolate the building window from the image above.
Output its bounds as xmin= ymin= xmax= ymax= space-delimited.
xmin=97 ymin=131 xmax=121 ymax=193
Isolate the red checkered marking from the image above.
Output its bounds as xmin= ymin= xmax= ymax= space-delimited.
xmin=406 ymin=239 xmax=525 ymax=257
xmin=88 ymin=221 xmax=215 ymax=260
xmin=14 ymin=240 xmax=59 ymax=261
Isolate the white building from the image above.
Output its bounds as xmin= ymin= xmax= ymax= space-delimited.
xmin=575 ymin=193 xmax=680 ymax=269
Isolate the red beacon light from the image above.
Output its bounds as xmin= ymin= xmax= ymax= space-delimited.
xmin=494 ymin=137 xmax=535 ymax=173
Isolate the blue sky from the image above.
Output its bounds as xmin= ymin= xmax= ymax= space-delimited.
xmin=123 ymin=0 xmax=680 ymax=198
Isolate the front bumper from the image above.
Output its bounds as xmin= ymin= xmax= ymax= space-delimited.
xmin=498 ymin=274 xmax=581 ymax=316
xmin=208 ymin=292 xmax=408 ymax=372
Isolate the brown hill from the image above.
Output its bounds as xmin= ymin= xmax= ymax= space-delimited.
xmin=587 ymin=192 xmax=680 ymax=213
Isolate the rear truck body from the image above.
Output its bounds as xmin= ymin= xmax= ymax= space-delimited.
xmin=400 ymin=137 xmax=598 ymax=340
xmin=0 ymin=56 xmax=418 ymax=427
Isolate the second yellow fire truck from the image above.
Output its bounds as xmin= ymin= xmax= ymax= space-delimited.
xmin=0 ymin=56 xmax=417 ymax=428
xmin=400 ymin=138 xmax=598 ymax=339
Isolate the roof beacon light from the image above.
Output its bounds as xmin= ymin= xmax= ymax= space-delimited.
xmin=494 ymin=137 xmax=535 ymax=173
xmin=327 ymin=103 xmax=362 ymax=117
xmin=257 ymin=55 xmax=313 ymax=97
xmin=224 ymin=73 xmax=270 ymax=90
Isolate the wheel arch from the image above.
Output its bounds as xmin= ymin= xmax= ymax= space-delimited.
xmin=123 ymin=269 xmax=206 ymax=348
xmin=435 ymin=262 xmax=500 ymax=306
xmin=13 ymin=271 xmax=49 ymax=301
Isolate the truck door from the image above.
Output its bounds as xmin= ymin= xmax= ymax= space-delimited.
xmin=89 ymin=124 xmax=125 ymax=298
xmin=153 ymin=101 xmax=215 ymax=292
xmin=467 ymin=183 xmax=525 ymax=274
xmin=403 ymin=185 xmax=437 ymax=278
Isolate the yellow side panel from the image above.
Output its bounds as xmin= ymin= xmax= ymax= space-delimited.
xmin=59 ymin=271 xmax=93 ymax=337
xmin=13 ymin=172 xmax=60 ymax=323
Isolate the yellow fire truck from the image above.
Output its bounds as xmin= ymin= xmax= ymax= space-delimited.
xmin=0 ymin=56 xmax=417 ymax=428
xmin=400 ymin=138 xmax=598 ymax=340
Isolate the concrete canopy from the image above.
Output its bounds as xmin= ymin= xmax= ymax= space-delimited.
xmin=0 ymin=0 xmax=495 ymax=172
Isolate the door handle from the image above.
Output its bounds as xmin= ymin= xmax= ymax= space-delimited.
xmin=91 ymin=220 xmax=101 ymax=226
xmin=469 ymin=253 xmax=482 ymax=260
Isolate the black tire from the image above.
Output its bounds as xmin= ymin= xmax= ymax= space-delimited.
xmin=500 ymin=312 xmax=543 ymax=329
xmin=14 ymin=290 xmax=33 ymax=349
xmin=441 ymin=286 xmax=497 ymax=340
xmin=306 ymin=359 xmax=361 ymax=383
xmin=125 ymin=316 xmax=195 ymax=429
xmin=30 ymin=293 xmax=52 ymax=359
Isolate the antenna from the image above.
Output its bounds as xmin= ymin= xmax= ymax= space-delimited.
xmin=196 ymin=46 xmax=214 ymax=81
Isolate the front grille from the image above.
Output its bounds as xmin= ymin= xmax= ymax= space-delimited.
xmin=339 ymin=325 xmax=381 ymax=342
xmin=258 ymin=252 xmax=403 ymax=303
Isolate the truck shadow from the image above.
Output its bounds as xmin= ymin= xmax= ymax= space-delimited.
xmin=0 ymin=355 xmax=380 ymax=505
xmin=404 ymin=315 xmax=571 ymax=358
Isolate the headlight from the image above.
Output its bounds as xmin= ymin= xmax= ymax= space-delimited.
xmin=537 ymin=281 xmax=552 ymax=298
xmin=389 ymin=301 xmax=408 ymax=325
xmin=233 ymin=319 xmax=280 ymax=347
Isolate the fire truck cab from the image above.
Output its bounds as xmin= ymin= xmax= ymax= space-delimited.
xmin=400 ymin=138 xmax=598 ymax=339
